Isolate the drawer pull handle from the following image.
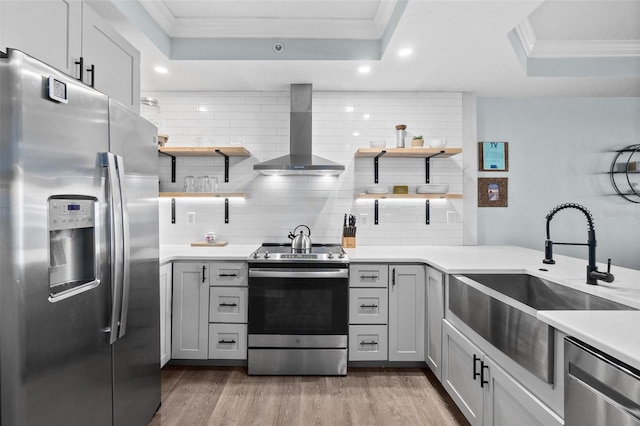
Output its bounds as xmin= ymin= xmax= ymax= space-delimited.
xmin=219 ymin=273 xmax=238 ymax=277
xmin=218 ymin=339 xmax=236 ymax=344
xmin=219 ymin=303 xmax=238 ymax=307
xmin=360 ymin=340 xmax=378 ymax=345
xmin=473 ymin=354 xmax=481 ymax=380
xmin=480 ymin=362 xmax=489 ymax=388
xmin=360 ymin=304 xmax=378 ymax=309
xmin=360 ymin=274 xmax=378 ymax=280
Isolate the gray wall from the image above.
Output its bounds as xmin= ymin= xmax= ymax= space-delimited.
xmin=477 ymin=98 xmax=640 ymax=270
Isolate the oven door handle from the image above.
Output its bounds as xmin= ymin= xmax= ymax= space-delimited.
xmin=249 ymin=269 xmax=348 ymax=279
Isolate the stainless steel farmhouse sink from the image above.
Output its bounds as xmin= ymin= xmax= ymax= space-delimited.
xmin=449 ymin=273 xmax=635 ymax=384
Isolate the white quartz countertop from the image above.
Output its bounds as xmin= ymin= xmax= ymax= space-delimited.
xmin=160 ymin=243 xmax=640 ymax=368
xmin=537 ymin=311 xmax=640 ymax=371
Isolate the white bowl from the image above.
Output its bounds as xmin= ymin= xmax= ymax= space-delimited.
xmin=429 ymin=138 xmax=447 ymax=148
xmin=370 ymin=141 xmax=386 ymax=148
xmin=366 ymin=186 xmax=389 ymax=194
xmin=416 ymin=184 xmax=449 ymax=194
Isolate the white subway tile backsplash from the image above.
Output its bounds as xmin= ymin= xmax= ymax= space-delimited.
xmin=146 ymin=90 xmax=467 ymax=246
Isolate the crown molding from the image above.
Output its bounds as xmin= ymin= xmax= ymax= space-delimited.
xmin=531 ymin=40 xmax=640 ymax=58
xmin=139 ymin=0 xmax=176 ymax=34
xmin=513 ymin=18 xmax=537 ymax=57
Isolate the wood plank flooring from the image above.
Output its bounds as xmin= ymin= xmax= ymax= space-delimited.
xmin=150 ymin=366 xmax=469 ymax=426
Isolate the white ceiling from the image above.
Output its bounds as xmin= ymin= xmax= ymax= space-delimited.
xmin=98 ymin=0 xmax=640 ymax=96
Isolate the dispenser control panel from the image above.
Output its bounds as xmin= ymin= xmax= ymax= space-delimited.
xmin=49 ymin=199 xmax=95 ymax=231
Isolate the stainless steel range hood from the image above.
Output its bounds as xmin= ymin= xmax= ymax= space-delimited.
xmin=254 ymin=84 xmax=345 ymax=176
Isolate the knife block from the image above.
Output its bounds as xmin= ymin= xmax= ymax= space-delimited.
xmin=341 ymin=237 xmax=356 ymax=248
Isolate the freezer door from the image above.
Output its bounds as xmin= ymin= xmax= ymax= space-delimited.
xmin=0 ymin=49 xmax=112 ymax=425
xmin=108 ymin=99 xmax=161 ymax=425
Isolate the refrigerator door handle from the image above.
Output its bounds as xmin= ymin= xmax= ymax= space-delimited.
xmin=116 ymin=154 xmax=131 ymax=339
xmin=103 ymin=152 xmax=125 ymax=344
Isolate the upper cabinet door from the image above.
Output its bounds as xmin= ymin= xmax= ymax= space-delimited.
xmin=0 ymin=0 xmax=82 ymax=76
xmin=81 ymin=4 xmax=140 ymax=112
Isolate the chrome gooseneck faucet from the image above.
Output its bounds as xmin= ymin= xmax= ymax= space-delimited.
xmin=543 ymin=203 xmax=614 ymax=285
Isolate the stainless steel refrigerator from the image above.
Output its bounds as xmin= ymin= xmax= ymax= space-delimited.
xmin=0 ymin=48 xmax=160 ymax=425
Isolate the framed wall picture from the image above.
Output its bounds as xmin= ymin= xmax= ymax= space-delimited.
xmin=479 ymin=141 xmax=509 ymax=171
xmin=478 ymin=177 xmax=508 ymax=207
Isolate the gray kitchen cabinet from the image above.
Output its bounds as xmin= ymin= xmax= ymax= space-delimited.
xmin=208 ymin=261 xmax=248 ymax=360
xmin=81 ymin=4 xmax=140 ymax=112
xmin=0 ymin=1 xmax=139 ymax=112
xmin=388 ymin=264 xmax=425 ymax=362
xmin=425 ymin=266 xmax=445 ymax=380
xmin=159 ymin=263 xmax=172 ymax=367
xmin=172 ymin=262 xmax=210 ymax=359
xmin=348 ymin=263 xmax=389 ymax=361
xmin=0 ymin=0 xmax=82 ymax=76
xmin=442 ymin=320 xmax=562 ymax=426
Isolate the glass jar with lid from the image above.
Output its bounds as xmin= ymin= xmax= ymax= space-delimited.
xmin=140 ymin=97 xmax=161 ymax=128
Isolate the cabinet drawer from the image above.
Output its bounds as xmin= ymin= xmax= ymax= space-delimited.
xmin=208 ymin=323 xmax=247 ymax=360
xmin=349 ymin=264 xmax=388 ymax=288
xmin=349 ymin=288 xmax=388 ymax=324
xmin=209 ymin=262 xmax=248 ymax=286
xmin=209 ymin=287 xmax=248 ymax=323
xmin=349 ymin=325 xmax=388 ymax=361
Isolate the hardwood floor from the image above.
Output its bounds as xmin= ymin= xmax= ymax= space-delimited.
xmin=150 ymin=366 xmax=469 ymax=426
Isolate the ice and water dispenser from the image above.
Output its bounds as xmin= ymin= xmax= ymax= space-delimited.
xmin=48 ymin=197 xmax=98 ymax=299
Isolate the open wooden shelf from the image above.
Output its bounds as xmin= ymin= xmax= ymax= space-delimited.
xmin=354 ymin=147 xmax=462 ymax=158
xmin=357 ymin=193 xmax=463 ymax=199
xmin=159 ymin=192 xmax=246 ymax=198
xmin=158 ymin=146 xmax=250 ymax=157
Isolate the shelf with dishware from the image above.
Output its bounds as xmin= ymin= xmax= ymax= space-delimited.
xmin=355 ymin=147 xmax=463 ymax=225
xmin=354 ymin=147 xmax=462 ymax=158
xmin=159 ymin=192 xmax=247 ymax=198
xmin=158 ymin=146 xmax=251 ymax=183
xmin=356 ymin=193 xmax=463 ymax=199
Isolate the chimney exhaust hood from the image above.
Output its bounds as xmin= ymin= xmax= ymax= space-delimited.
xmin=253 ymin=84 xmax=345 ymax=176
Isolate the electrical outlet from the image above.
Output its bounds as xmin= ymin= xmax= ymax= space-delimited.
xmin=187 ymin=212 xmax=196 ymax=225
xmin=359 ymin=213 xmax=369 ymax=228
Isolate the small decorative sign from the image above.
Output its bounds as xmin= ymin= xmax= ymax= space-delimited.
xmin=479 ymin=142 xmax=509 ymax=171
xmin=478 ymin=177 xmax=508 ymax=207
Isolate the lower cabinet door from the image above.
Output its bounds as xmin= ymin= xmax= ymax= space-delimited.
xmin=442 ymin=320 xmax=483 ymax=426
xmin=208 ymin=323 xmax=247 ymax=360
xmin=349 ymin=325 xmax=388 ymax=361
xmin=483 ymin=356 xmax=562 ymax=426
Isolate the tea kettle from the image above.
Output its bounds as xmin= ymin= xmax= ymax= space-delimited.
xmin=288 ymin=225 xmax=312 ymax=253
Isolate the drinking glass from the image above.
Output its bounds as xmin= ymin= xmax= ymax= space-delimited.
xmin=198 ymin=176 xmax=210 ymax=193
xmin=184 ymin=175 xmax=195 ymax=192
xmin=210 ymin=177 xmax=219 ymax=194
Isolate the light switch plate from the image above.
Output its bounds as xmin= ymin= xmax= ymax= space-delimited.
xmin=187 ymin=212 xmax=196 ymax=225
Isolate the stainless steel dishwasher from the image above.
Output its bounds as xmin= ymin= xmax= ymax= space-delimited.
xmin=565 ymin=337 xmax=640 ymax=426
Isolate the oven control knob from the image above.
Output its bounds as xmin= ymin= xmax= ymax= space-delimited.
xmin=264 ymin=251 xmax=270 ymax=259
xmin=252 ymin=251 xmax=259 ymax=259
xmin=338 ymin=252 xmax=346 ymax=259
xmin=327 ymin=252 xmax=334 ymax=259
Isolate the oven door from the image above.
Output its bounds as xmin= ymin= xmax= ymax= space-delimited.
xmin=248 ymin=267 xmax=348 ymax=338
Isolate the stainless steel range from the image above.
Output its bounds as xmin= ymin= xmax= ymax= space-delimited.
xmin=247 ymin=243 xmax=349 ymax=375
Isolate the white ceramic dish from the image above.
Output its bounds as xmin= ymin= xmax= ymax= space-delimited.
xmin=429 ymin=138 xmax=447 ymax=148
xmin=370 ymin=141 xmax=386 ymax=148
xmin=416 ymin=184 xmax=449 ymax=194
xmin=366 ymin=186 xmax=390 ymax=194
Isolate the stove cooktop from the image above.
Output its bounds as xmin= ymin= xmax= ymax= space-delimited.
xmin=249 ymin=243 xmax=348 ymax=262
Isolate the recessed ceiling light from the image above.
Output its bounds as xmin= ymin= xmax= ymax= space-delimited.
xmin=154 ymin=66 xmax=169 ymax=74
xmin=345 ymin=106 xmax=355 ymax=113
xmin=353 ymin=131 xmax=360 ymax=137
xmin=363 ymin=114 xmax=370 ymax=120
xmin=398 ymin=48 xmax=413 ymax=57
xmin=358 ymin=66 xmax=371 ymax=74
